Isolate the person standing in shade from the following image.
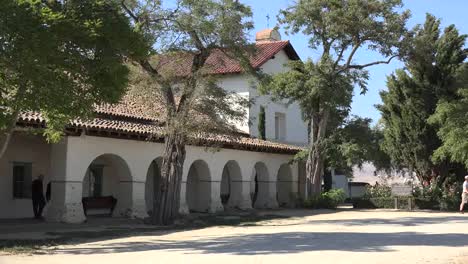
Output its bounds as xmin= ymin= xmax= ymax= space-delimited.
xmin=31 ymin=174 xmax=46 ymax=219
xmin=460 ymin=175 xmax=468 ymax=214
xmin=46 ymin=181 xmax=51 ymax=203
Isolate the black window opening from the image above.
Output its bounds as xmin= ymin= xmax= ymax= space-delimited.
xmin=89 ymin=166 xmax=104 ymax=197
xmin=13 ymin=162 xmax=32 ymax=199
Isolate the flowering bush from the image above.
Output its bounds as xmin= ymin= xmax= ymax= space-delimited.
xmin=411 ymin=180 xmax=462 ymax=211
xmin=412 ymin=181 xmax=442 ymax=201
xmin=363 ymin=183 xmax=392 ymax=198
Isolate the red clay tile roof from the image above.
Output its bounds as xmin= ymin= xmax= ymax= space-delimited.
xmin=94 ymin=93 xmax=164 ymax=122
xmin=15 ymin=40 xmax=303 ymax=154
xmin=208 ymin=40 xmax=298 ymax=74
xmin=17 ymin=111 xmax=303 ymax=154
xmin=155 ymin=40 xmax=300 ymax=76
xmin=78 ymin=41 xmax=300 ymax=123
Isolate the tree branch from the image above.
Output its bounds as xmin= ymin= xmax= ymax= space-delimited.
xmin=138 ymin=59 xmax=177 ymax=113
xmin=121 ymin=1 xmax=139 ymax=22
xmin=347 ymin=55 xmax=398 ymax=70
xmin=333 ymin=44 xmax=347 ymax=69
xmin=344 ymin=41 xmax=362 ymax=69
xmin=0 ymin=81 xmax=26 ymax=159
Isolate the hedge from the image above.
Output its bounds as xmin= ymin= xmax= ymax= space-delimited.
xmin=352 ymin=197 xmax=441 ymax=210
xmin=304 ymin=189 xmax=346 ymax=209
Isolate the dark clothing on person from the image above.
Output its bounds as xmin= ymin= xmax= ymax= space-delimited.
xmin=32 ymin=179 xmax=44 ymax=199
xmin=46 ymin=182 xmax=51 ymax=202
xmin=31 ymin=179 xmax=45 ymax=219
xmin=32 ymin=197 xmax=45 ymax=219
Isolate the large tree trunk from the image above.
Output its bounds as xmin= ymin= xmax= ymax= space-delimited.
xmin=151 ymin=131 xmax=186 ymax=225
xmin=0 ymin=84 xmax=26 ymax=160
xmin=0 ymin=110 xmax=20 ymax=160
xmin=305 ymin=109 xmax=330 ymax=197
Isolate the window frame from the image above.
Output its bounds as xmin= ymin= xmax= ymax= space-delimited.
xmin=12 ymin=162 xmax=33 ymax=199
xmin=88 ymin=165 xmax=104 ymax=198
xmin=274 ymin=112 xmax=287 ymax=141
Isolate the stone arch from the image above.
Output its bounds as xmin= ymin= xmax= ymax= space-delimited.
xmin=277 ymin=163 xmax=294 ymax=207
xmin=145 ymin=157 xmax=163 ymax=216
xmin=220 ymin=160 xmax=243 ymax=209
xmin=82 ymin=153 xmax=132 ymax=217
xmin=250 ymin=162 xmax=270 ymax=208
xmin=186 ymin=160 xmax=211 ymax=213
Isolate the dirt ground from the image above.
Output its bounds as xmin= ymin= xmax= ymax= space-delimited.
xmin=1 ymin=209 xmax=468 ymax=264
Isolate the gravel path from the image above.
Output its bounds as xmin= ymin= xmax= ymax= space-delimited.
xmin=2 ymin=210 xmax=468 ymax=264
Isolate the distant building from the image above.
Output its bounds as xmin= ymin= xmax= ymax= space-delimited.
xmin=352 ymin=162 xmax=413 ymax=186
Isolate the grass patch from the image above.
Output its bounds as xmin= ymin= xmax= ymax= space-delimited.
xmin=0 ymin=228 xmax=165 ymax=255
xmin=0 ymin=239 xmax=63 ymax=255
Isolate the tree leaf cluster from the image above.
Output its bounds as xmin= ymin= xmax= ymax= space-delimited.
xmin=0 ymin=0 xmax=148 ymax=142
xmin=378 ymin=14 xmax=467 ymax=184
xmin=429 ymin=64 xmax=468 ymax=168
xmin=324 ymin=116 xmax=390 ymax=176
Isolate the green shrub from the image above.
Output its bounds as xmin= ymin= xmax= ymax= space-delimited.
xmin=351 ymin=198 xmax=376 ymax=209
xmin=363 ymin=184 xmax=392 ymax=198
xmin=258 ymin=106 xmax=266 ymax=140
xmin=352 ymin=198 xmax=395 ymax=209
xmin=304 ymin=189 xmax=346 ymax=209
xmin=414 ymin=198 xmax=439 ymax=210
xmin=353 ymin=178 xmax=464 ymax=211
xmin=353 ymin=197 xmax=414 ymax=210
xmin=413 ymin=181 xmax=462 ymax=211
xmin=369 ymin=198 xmax=395 ymax=208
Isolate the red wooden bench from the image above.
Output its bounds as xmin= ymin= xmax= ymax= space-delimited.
xmin=82 ymin=196 xmax=117 ymax=216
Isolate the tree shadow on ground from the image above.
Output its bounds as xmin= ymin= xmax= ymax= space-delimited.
xmin=54 ymin=231 xmax=468 ymax=255
xmin=305 ymin=215 xmax=467 ymax=227
xmin=0 ymin=213 xmax=291 ymax=252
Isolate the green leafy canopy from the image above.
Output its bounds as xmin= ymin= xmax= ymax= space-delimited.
xmin=429 ymin=64 xmax=468 ymax=168
xmin=378 ymin=14 xmax=467 ymax=183
xmin=0 ymin=0 xmax=148 ymax=142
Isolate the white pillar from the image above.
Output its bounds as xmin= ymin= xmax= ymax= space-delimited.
xmin=116 ymin=159 xmax=149 ymax=219
xmin=208 ymin=179 xmax=224 ymax=213
xmin=265 ymin=181 xmax=279 ymax=208
xmin=258 ymin=162 xmax=280 ymax=209
xmin=227 ymin=180 xmax=253 ymax=210
xmin=113 ymin=181 xmax=132 ymax=217
xmin=267 ymin=162 xmax=281 ymax=209
xmin=118 ymin=181 xmax=148 ymax=219
xmin=179 ymin=181 xmax=189 ymax=214
xmin=46 ymin=139 xmax=86 ymax=223
xmin=239 ymin=165 xmax=255 ymax=209
xmin=46 ymin=181 xmax=86 ymax=223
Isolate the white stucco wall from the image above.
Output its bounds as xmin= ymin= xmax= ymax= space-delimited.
xmin=52 ymin=135 xmax=300 ymax=222
xmin=0 ymin=133 xmax=51 ymax=219
xmin=2 ymin=133 xmax=302 ymax=221
xmin=217 ymin=49 xmax=308 ymax=145
xmin=217 ymin=75 xmax=251 ymax=134
xmin=349 ymin=185 xmax=367 ymax=198
xmin=332 ymin=174 xmax=349 ymax=198
xmin=277 ymin=164 xmax=295 ymax=207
